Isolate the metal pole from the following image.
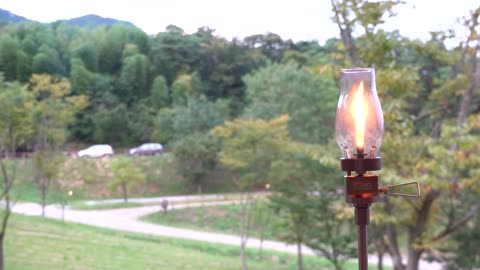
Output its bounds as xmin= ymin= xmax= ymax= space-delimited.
xmin=358 ymin=224 xmax=368 ymax=270
xmin=355 ymin=204 xmax=370 ymax=270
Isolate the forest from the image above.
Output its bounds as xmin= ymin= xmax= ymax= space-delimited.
xmin=0 ymin=1 xmax=479 ymax=270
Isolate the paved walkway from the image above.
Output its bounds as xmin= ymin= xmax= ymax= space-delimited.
xmin=11 ymin=196 xmax=441 ymax=270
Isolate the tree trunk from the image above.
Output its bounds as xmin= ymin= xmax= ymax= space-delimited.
xmin=376 ymin=237 xmax=385 ymax=270
xmin=0 ymin=234 xmax=4 ymax=270
xmin=406 ymin=248 xmax=421 ymax=270
xmin=239 ymin=193 xmax=251 ymax=270
xmin=333 ymin=257 xmax=342 ymax=270
xmin=384 ymin=199 xmax=405 ymax=270
xmin=296 ymin=239 xmax=303 ymax=270
xmin=240 ymin=238 xmax=248 ymax=270
xmin=41 ymin=184 xmax=46 ymax=217
xmin=122 ymin=182 xmax=128 ymax=203
xmin=403 ymin=189 xmax=439 ymax=270
xmin=457 ymin=19 xmax=479 ymax=127
xmin=258 ymin=235 xmax=264 ymax=259
xmin=331 ymin=0 xmax=362 ymax=67
xmin=378 ymin=251 xmax=383 ymax=270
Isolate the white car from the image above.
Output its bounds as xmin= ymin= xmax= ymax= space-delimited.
xmin=129 ymin=143 xmax=163 ymax=155
xmin=78 ymin=144 xmax=114 ymax=158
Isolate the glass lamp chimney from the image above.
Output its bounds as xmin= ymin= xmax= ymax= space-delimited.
xmin=335 ymin=68 xmax=384 ymax=159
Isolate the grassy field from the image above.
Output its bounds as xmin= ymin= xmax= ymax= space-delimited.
xmin=140 ymin=204 xmax=389 ymax=270
xmin=141 ymin=204 xmax=280 ymax=239
xmin=5 ymin=214 xmax=363 ymax=270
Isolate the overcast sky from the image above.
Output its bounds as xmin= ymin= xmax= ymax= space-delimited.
xmin=1 ymin=0 xmax=478 ymax=44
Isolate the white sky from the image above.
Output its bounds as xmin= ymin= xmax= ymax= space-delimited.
xmin=1 ymin=0 xmax=478 ymax=44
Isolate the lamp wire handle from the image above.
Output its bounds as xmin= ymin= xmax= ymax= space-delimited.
xmin=379 ymin=181 xmax=421 ymax=197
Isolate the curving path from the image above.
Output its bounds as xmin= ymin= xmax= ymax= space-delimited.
xmin=11 ymin=196 xmax=441 ymax=270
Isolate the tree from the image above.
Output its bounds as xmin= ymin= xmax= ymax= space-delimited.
xmin=269 ymin=145 xmax=355 ymax=270
xmin=328 ymin=3 xmax=480 ymax=270
xmin=150 ymin=25 xmax=197 ymax=85
xmin=173 ymin=96 xmax=229 ymax=138
xmin=251 ymin=197 xmax=272 ymax=259
xmin=211 ymin=115 xmax=289 ymax=270
xmin=447 ymin=212 xmax=480 ymax=269
xmin=70 ymin=58 xmax=92 ymax=95
xmin=0 ymin=35 xmax=30 ymax=81
xmin=151 ymin=108 xmax=175 ymax=144
xmin=243 ymin=33 xmax=293 ymax=62
xmin=32 ymin=151 xmax=64 ymax=217
xmin=118 ymin=53 xmax=149 ymax=103
xmin=243 ymin=62 xmax=337 ymax=144
xmin=150 ymin=75 xmax=170 ymax=109
xmin=31 ymin=45 xmax=66 ymax=75
xmin=127 ymin=102 xmax=155 ymax=144
xmin=171 ymin=74 xmax=191 ymax=106
xmin=92 ymin=103 xmax=129 ymax=146
xmin=172 ymin=134 xmax=218 ymax=193
xmin=268 ymin=149 xmax=313 ymax=270
xmin=71 ymin=41 xmax=99 ymax=72
xmin=151 ymin=95 xmax=229 ymax=145
xmin=0 ymin=76 xmax=35 ymax=270
xmin=330 ymin=0 xmax=404 ymax=66
xmin=192 ymin=31 xmax=266 ymax=114
xmin=110 ymin=157 xmax=146 ymax=203
xmin=29 ymin=74 xmax=87 ymax=214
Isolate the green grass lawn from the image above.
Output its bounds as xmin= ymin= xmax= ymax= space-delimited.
xmin=140 ymin=204 xmax=388 ymax=270
xmin=141 ymin=204 xmax=280 ymax=239
xmin=5 ymin=214 xmax=354 ymax=270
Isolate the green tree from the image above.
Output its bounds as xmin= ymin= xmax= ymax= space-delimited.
xmin=329 ymin=3 xmax=480 ymax=270
xmin=32 ymin=151 xmax=64 ymax=217
xmin=269 ymin=145 xmax=355 ymax=270
xmin=29 ymin=74 xmax=88 ymax=212
xmin=172 ymin=134 xmax=218 ymax=193
xmin=128 ymin=102 xmax=155 ymax=143
xmin=110 ymin=157 xmax=146 ymax=203
xmin=0 ymin=78 xmax=35 ymax=152
xmin=151 ymin=108 xmax=174 ymax=144
xmin=243 ymin=32 xmax=292 ymax=62
xmin=0 ymin=76 xmax=35 ymax=270
xmin=30 ymin=74 xmax=88 ymax=148
xmin=171 ymin=74 xmax=191 ymax=106
xmin=173 ymin=96 xmax=228 ymax=138
xmin=92 ymin=103 xmax=129 ymax=146
xmin=243 ymin=63 xmax=337 ymax=144
xmin=70 ymin=58 xmax=92 ymax=95
xmin=211 ymin=115 xmax=289 ymax=270
xmin=31 ymin=45 xmax=65 ymax=75
xmin=150 ymin=75 xmax=170 ymax=109
xmin=118 ymin=53 xmax=149 ymax=103
xmin=151 ymin=95 xmax=229 ymax=145
xmin=150 ymin=25 xmax=197 ymax=85
xmin=72 ymin=42 xmax=99 ymax=72
xmin=194 ymin=35 xmax=266 ymax=114
xmin=0 ymin=35 xmax=30 ymax=81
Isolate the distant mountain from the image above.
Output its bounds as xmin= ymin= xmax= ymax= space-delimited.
xmin=63 ymin=14 xmax=138 ymax=29
xmin=0 ymin=9 xmax=138 ymax=30
xmin=0 ymin=8 xmax=31 ymax=23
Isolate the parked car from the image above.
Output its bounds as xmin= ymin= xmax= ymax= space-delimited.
xmin=78 ymin=144 xmax=114 ymax=158
xmin=129 ymin=143 xmax=163 ymax=156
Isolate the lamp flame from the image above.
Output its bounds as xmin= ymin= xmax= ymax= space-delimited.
xmin=352 ymin=81 xmax=366 ymax=151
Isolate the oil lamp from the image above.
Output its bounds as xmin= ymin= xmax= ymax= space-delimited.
xmin=336 ymin=68 xmax=383 ymax=161
xmin=335 ymin=68 xmax=419 ymax=270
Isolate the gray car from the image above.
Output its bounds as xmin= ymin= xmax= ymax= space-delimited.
xmin=129 ymin=143 xmax=164 ymax=155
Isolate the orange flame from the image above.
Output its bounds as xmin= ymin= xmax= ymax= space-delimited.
xmin=352 ymin=81 xmax=366 ymax=149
